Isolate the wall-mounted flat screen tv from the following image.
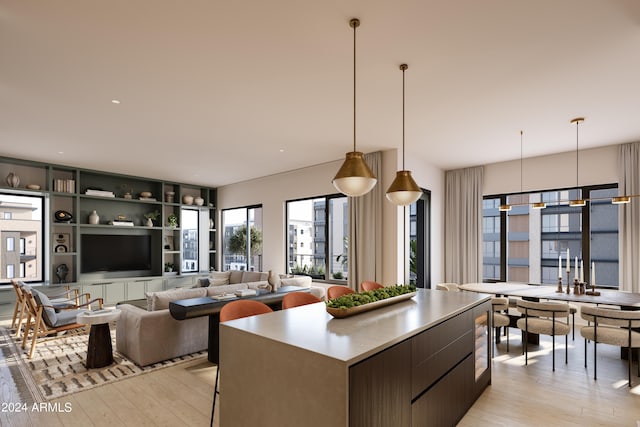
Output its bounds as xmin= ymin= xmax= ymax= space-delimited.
xmin=81 ymin=234 xmax=152 ymax=273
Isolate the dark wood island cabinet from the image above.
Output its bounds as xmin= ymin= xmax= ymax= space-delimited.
xmin=220 ymin=289 xmax=491 ymax=427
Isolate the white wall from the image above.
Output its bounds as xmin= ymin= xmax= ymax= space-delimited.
xmin=217 ymin=151 xmax=446 ymax=288
xmin=484 ymin=145 xmax=618 ymax=195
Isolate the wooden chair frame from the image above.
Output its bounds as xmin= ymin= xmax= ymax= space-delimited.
xmin=21 ymin=291 xmax=103 ymax=359
xmin=11 ymin=280 xmax=82 ymax=339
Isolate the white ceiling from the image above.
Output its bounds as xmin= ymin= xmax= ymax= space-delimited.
xmin=2 ymin=0 xmax=640 ymax=188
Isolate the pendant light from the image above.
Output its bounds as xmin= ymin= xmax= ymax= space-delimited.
xmin=332 ymin=18 xmax=377 ymax=197
xmin=386 ymin=64 xmax=422 ymax=206
xmin=569 ymin=117 xmax=586 ymax=207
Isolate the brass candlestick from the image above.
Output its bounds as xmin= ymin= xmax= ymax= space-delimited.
xmin=573 ymin=279 xmax=580 ymax=295
xmin=566 ymin=271 xmax=571 ymax=294
xmin=556 ymin=277 xmax=563 ymax=293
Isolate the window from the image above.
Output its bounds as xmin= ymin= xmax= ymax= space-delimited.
xmin=483 ymin=185 xmax=619 ymax=288
xmin=181 ymin=208 xmax=199 ymax=273
xmin=409 ymin=190 xmax=431 ymax=288
xmin=0 ymin=193 xmax=44 ymax=284
xmin=221 ymin=205 xmax=263 ymax=272
xmin=287 ymin=195 xmax=347 ymax=281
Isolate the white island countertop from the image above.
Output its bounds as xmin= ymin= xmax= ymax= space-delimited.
xmin=221 ymin=288 xmax=490 ymax=365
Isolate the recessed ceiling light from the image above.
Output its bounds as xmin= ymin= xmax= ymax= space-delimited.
xmin=111 ymin=99 xmax=121 ymax=104
xmin=57 ymin=151 xmax=64 ymax=155
xmin=279 ymin=149 xmax=285 ymax=153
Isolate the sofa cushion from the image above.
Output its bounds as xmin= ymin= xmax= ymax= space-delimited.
xmin=280 ymin=275 xmax=312 ymax=288
xmin=229 ymin=270 xmax=244 ymax=284
xmin=210 ymin=271 xmax=232 ymax=286
xmin=149 ymin=288 xmax=207 ymax=311
xmin=241 ymin=271 xmax=268 ymax=283
xmin=247 ymin=281 xmax=270 ymax=291
xmin=206 ymin=283 xmax=248 ymax=296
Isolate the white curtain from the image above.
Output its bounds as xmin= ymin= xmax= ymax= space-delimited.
xmin=444 ymin=166 xmax=484 ymax=284
xmin=618 ymin=142 xmax=640 ymax=292
xmin=348 ymin=152 xmax=382 ymax=290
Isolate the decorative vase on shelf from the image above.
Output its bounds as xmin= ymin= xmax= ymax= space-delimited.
xmin=146 ymin=217 xmax=153 ymax=227
xmin=194 ymin=196 xmax=204 ymax=206
xmin=165 ymin=191 xmax=175 ymax=203
xmin=209 ymin=218 xmax=214 ymax=229
xmin=88 ymin=210 xmax=99 ymax=225
xmin=182 ymin=195 xmax=194 ymax=205
xmin=6 ymin=172 xmax=20 ymax=188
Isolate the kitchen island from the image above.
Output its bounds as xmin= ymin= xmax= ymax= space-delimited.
xmin=219 ymin=288 xmax=491 ymax=427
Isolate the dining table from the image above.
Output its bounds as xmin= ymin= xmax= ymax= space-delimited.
xmin=459 ymin=282 xmax=640 ymax=356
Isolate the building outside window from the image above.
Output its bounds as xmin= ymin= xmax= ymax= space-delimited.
xmin=483 ymin=185 xmax=619 ymax=288
xmin=0 ymin=193 xmax=43 ymax=283
xmin=221 ymin=205 xmax=263 ymax=272
xmin=286 ymin=195 xmax=347 ymax=281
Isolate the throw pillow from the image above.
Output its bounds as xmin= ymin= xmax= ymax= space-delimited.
xmin=210 ymin=271 xmax=232 ymax=286
xmin=280 ymin=275 xmax=312 ymax=288
xmin=197 ymin=278 xmax=210 ymax=287
xmin=150 ymin=288 xmax=207 ymax=311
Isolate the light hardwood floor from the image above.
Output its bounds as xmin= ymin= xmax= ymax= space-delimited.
xmin=2 ymin=323 xmax=640 ymax=426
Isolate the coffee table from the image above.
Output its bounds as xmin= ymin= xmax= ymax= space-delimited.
xmin=76 ymin=309 xmax=121 ymax=369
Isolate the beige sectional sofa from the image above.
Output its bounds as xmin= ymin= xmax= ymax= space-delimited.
xmin=115 ymin=271 xmax=324 ymax=366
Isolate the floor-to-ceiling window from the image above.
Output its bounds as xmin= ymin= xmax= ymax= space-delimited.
xmin=221 ymin=205 xmax=263 ymax=272
xmin=286 ymin=195 xmax=348 ymax=282
xmin=483 ymin=185 xmax=619 ymax=288
xmin=409 ymin=189 xmax=431 ymax=288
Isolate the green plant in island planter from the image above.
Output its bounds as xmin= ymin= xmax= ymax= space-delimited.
xmin=167 ymin=213 xmax=178 ymax=228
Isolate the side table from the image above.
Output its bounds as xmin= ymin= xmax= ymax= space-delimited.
xmin=76 ymin=309 xmax=121 ymax=369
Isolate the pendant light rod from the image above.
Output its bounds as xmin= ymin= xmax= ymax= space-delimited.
xmin=571 ymin=117 xmax=584 ymax=188
xmin=350 ymin=18 xmax=359 ymax=153
xmin=520 ymin=130 xmax=523 ymax=193
xmin=401 ymin=63 xmax=407 ymax=169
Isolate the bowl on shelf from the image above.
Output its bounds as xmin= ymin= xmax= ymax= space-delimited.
xmin=182 ymin=195 xmax=194 ymax=205
xmin=140 ymin=191 xmax=152 ymax=198
xmin=26 ymin=184 xmax=41 ymax=190
xmin=194 ymin=196 xmax=204 ymax=206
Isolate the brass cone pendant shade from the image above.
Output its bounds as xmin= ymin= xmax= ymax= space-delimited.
xmin=332 ymin=18 xmax=377 ymax=197
xmin=387 ymin=170 xmax=421 ymax=205
xmin=333 ymin=151 xmax=377 ymax=197
xmin=386 ymin=64 xmax=421 ymax=206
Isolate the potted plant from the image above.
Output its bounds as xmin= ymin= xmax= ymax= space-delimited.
xmin=144 ymin=210 xmax=160 ymax=227
xmin=164 ymin=262 xmax=176 ymax=274
xmin=167 ymin=213 xmax=178 ymax=228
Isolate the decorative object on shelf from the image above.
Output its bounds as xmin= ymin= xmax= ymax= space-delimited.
xmin=386 ymin=64 xmax=421 ymax=206
xmin=6 ymin=172 xmax=20 ymax=188
xmin=54 ymin=210 xmax=73 ymax=223
xmin=88 ymin=210 xmax=100 ymax=225
xmin=53 ymin=233 xmax=70 ymax=252
xmin=163 ymin=235 xmax=174 ymax=250
xmin=164 ymin=262 xmax=175 ymax=272
xmin=194 ymin=196 xmax=204 ymax=206
xmin=140 ymin=191 xmax=152 ymax=198
xmin=182 ymin=194 xmax=194 ymax=205
xmin=123 ymin=193 xmax=132 ymax=199
xmin=209 ymin=218 xmax=214 ymax=229
xmin=165 ymin=191 xmax=175 ymax=203
xmin=55 ymin=263 xmax=69 ymax=284
xmin=167 ymin=213 xmax=178 ymax=228
xmin=144 ymin=210 xmax=160 ymax=227
xmin=332 ymin=18 xmax=377 ymax=197
xmin=26 ymin=184 xmax=41 ymax=190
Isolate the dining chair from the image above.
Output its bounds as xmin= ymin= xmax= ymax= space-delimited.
xmin=327 ymin=286 xmax=356 ymax=300
xmin=491 ymin=297 xmax=511 ymax=353
xmin=580 ymin=306 xmax=640 ymax=386
xmin=436 ymin=283 xmax=460 ymax=291
xmin=282 ymin=292 xmax=321 ymax=309
xmin=516 ymin=299 xmax=570 ymax=371
xmin=360 ymin=281 xmax=383 ymax=292
xmin=212 ymin=300 xmax=273 ymax=426
xmin=21 ymin=289 xmax=103 ymax=359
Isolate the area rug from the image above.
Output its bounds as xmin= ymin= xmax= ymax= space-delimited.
xmin=0 ymin=326 xmax=207 ymax=402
